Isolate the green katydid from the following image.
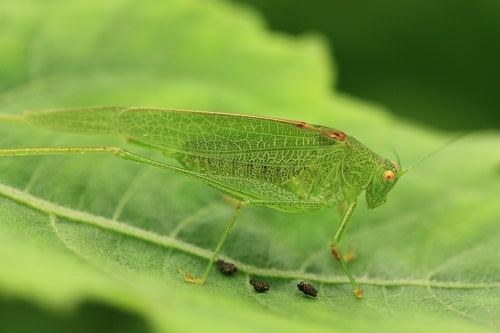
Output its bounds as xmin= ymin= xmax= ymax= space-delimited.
xmin=0 ymin=107 xmax=408 ymax=298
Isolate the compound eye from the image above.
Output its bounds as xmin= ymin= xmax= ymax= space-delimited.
xmin=383 ymin=170 xmax=395 ymax=181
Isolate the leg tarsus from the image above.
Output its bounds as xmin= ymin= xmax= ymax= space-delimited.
xmin=354 ymin=287 xmax=364 ymax=299
xmin=178 ymin=269 xmax=206 ymax=284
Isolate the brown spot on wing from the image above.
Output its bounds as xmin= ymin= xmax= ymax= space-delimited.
xmin=294 ymin=122 xmax=346 ymax=142
xmin=324 ymin=130 xmax=346 ymax=141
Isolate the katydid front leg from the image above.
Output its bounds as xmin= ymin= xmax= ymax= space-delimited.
xmin=330 ymin=201 xmax=363 ymax=298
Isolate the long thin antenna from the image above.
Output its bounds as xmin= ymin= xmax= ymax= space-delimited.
xmin=407 ymin=132 xmax=467 ymax=170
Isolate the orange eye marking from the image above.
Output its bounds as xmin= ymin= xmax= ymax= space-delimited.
xmin=383 ymin=170 xmax=395 ymax=180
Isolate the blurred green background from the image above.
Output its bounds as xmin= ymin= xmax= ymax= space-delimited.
xmin=231 ymin=0 xmax=500 ymax=130
xmin=0 ymin=1 xmax=499 ymax=332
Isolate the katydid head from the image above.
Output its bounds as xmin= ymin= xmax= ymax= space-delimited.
xmin=364 ymin=133 xmax=463 ymax=208
xmin=365 ymin=159 xmax=407 ymax=208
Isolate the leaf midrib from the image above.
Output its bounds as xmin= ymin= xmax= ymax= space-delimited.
xmin=1 ymin=182 xmax=497 ymax=290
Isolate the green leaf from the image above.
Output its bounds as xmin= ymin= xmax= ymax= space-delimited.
xmin=0 ymin=1 xmax=498 ymax=333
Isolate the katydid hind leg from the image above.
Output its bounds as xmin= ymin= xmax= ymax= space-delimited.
xmin=0 ymin=145 xmax=261 ymax=197
xmin=330 ymin=201 xmax=364 ymax=299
